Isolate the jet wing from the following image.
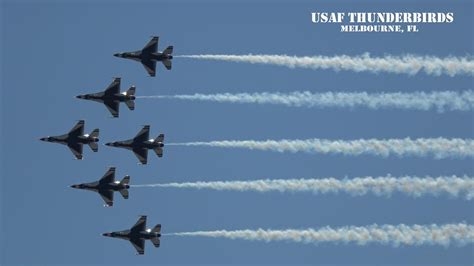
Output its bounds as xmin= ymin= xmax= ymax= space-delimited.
xmin=132 ymin=148 xmax=148 ymax=165
xmin=68 ymin=120 xmax=85 ymax=137
xmin=131 ymin=215 xmax=147 ymax=232
xmin=130 ymin=238 xmax=145 ymax=255
xmin=141 ymin=59 xmax=156 ymax=77
xmin=99 ymin=189 xmax=114 ymax=207
xmin=142 ymin=36 xmax=159 ymax=54
xmin=67 ymin=143 xmax=83 ymax=160
xmin=104 ymin=78 xmax=121 ymax=96
xmin=133 ymin=125 xmax=150 ymax=143
xmin=104 ymin=100 xmax=120 ymax=118
xmin=99 ymin=167 xmax=116 ymax=185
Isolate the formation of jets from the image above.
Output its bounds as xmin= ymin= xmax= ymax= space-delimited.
xmin=40 ymin=120 xmax=164 ymax=164
xmin=40 ymin=36 xmax=172 ymax=255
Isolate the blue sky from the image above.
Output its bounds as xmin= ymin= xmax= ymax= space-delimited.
xmin=1 ymin=0 xmax=473 ymax=265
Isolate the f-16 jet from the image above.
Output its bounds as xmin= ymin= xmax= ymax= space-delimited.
xmin=114 ymin=36 xmax=173 ymax=77
xmin=40 ymin=120 xmax=99 ymax=160
xmin=105 ymin=125 xmax=164 ymax=165
xmin=102 ymin=215 xmax=161 ymax=255
xmin=70 ymin=167 xmax=130 ymax=207
xmin=76 ymin=77 xmax=136 ymax=118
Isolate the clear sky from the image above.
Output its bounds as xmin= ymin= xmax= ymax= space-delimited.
xmin=1 ymin=0 xmax=473 ymax=265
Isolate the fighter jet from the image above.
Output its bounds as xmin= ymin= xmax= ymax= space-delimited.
xmin=102 ymin=215 xmax=161 ymax=255
xmin=70 ymin=167 xmax=130 ymax=207
xmin=114 ymin=36 xmax=173 ymax=77
xmin=105 ymin=125 xmax=164 ymax=165
xmin=40 ymin=120 xmax=99 ymax=160
xmin=76 ymin=77 xmax=136 ymax=118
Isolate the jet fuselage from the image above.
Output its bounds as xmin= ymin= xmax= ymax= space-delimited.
xmin=103 ymin=230 xmax=161 ymax=241
xmin=105 ymin=139 xmax=164 ymax=150
xmin=114 ymin=51 xmax=173 ymax=62
xmin=76 ymin=93 xmax=135 ymax=102
xmin=40 ymin=134 xmax=99 ymax=146
xmin=71 ymin=181 xmax=129 ymax=192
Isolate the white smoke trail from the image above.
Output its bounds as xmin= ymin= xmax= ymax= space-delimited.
xmin=132 ymin=175 xmax=474 ymax=200
xmin=168 ymin=223 xmax=474 ymax=247
xmin=176 ymin=54 xmax=474 ymax=76
xmin=167 ymin=138 xmax=474 ymax=159
xmin=138 ymin=90 xmax=474 ymax=112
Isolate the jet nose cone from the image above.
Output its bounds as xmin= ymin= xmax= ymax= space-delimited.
xmin=113 ymin=53 xmax=120 ymax=57
xmin=105 ymin=142 xmax=112 ymax=146
xmin=102 ymin=233 xmax=112 ymax=237
xmin=70 ymin=184 xmax=79 ymax=189
xmin=39 ymin=137 xmax=48 ymax=141
xmin=76 ymin=95 xmax=84 ymax=99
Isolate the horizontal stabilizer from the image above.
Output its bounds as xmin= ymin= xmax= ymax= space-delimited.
xmin=151 ymin=237 xmax=160 ymax=248
xmin=163 ymin=46 xmax=173 ymax=55
xmin=152 ymin=224 xmax=161 ymax=234
xmin=119 ymin=189 xmax=129 ymax=199
xmin=155 ymin=134 xmax=164 ymax=143
xmin=120 ymin=175 xmax=130 ymax=185
xmin=126 ymin=86 xmax=136 ymax=96
xmin=162 ymin=59 xmax=172 ymax=70
xmin=125 ymin=100 xmax=135 ymax=110
xmin=88 ymin=142 xmax=99 ymax=152
xmin=154 ymin=147 xmax=163 ymax=158
xmin=90 ymin=129 xmax=100 ymax=138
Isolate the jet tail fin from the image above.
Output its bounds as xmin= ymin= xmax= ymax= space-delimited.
xmin=125 ymin=100 xmax=135 ymax=110
xmin=163 ymin=46 xmax=173 ymax=55
xmin=89 ymin=129 xmax=100 ymax=138
xmin=119 ymin=189 xmax=129 ymax=199
xmin=88 ymin=142 xmax=99 ymax=152
xmin=162 ymin=59 xmax=172 ymax=70
xmin=126 ymin=86 xmax=136 ymax=96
